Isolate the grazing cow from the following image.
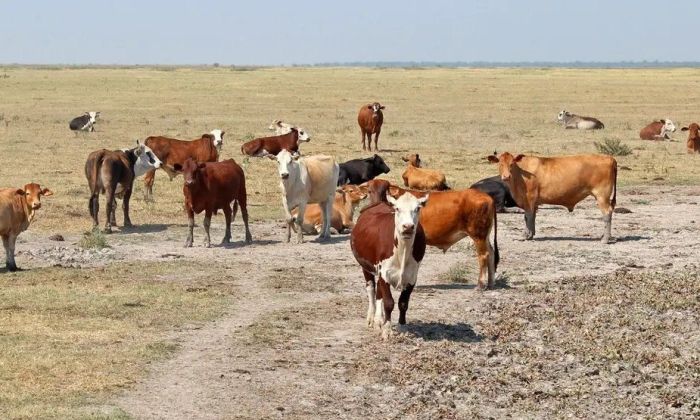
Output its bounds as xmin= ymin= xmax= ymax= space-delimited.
xmin=0 ymin=183 xmax=53 ymax=272
xmin=368 ymin=179 xmax=499 ymax=289
xmin=401 ymin=154 xmax=449 ymax=191
xmin=69 ymin=111 xmax=100 ymax=132
xmin=681 ymin=123 xmax=700 ymax=154
xmin=174 ymin=158 xmax=252 ymax=248
xmin=142 ymin=129 xmax=224 ymax=201
xmin=639 ymin=119 xmax=676 ymax=140
xmin=270 ymin=150 xmax=339 ymax=243
xmin=241 ymin=128 xmax=310 ymax=157
xmin=351 ymin=192 xmax=428 ymax=337
xmin=291 ymin=184 xmax=367 ymax=234
xmin=470 ymin=176 xmax=519 ymax=213
xmin=86 ymin=141 xmax=162 ymax=233
xmin=557 ymin=110 xmax=605 ymax=129
xmin=337 ymin=154 xmax=391 ymax=186
xmin=268 ymin=119 xmax=309 ymax=137
xmin=487 ymin=152 xmax=617 ymax=243
xmin=358 ymin=102 xmax=385 ymax=151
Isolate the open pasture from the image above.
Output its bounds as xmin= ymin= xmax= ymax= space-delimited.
xmin=1 ymin=67 xmax=699 ymax=418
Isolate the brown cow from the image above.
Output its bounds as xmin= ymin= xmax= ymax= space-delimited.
xmin=487 ymin=152 xmax=617 ymax=243
xmin=241 ymin=128 xmax=311 ymax=157
xmin=142 ymin=129 xmax=224 ymax=201
xmin=291 ymin=184 xmax=367 ymax=234
xmin=175 ymin=158 xmax=252 ymax=248
xmin=351 ymin=192 xmax=428 ymax=338
xmin=358 ymin=102 xmax=385 ymax=151
xmin=0 ymin=183 xmax=53 ymax=272
xmin=639 ymin=119 xmax=676 ymax=140
xmin=401 ymin=154 xmax=449 ymax=190
xmin=681 ymin=123 xmax=700 ymax=154
xmin=366 ymin=179 xmax=499 ymax=289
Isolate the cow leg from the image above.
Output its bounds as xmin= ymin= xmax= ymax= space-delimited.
xmin=122 ymin=187 xmax=133 ymax=228
xmin=294 ymin=202 xmax=306 ymax=244
xmin=363 ymin=270 xmax=376 ymax=328
xmin=222 ymin=204 xmax=232 ymax=244
xmin=524 ymin=211 xmax=536 ymax=240
xmin=318 ymin=197 xmax=333 ymax=241
xmin=474 ymin=238 xmax=494 ymax=289
xmin=397 ymin=283 xmax=414 ymax=325
xmin=373 ymin=131 xmax=380 ymax=152
xmin=109 ymin=197 xmax=117 ymax=227
xmin=236 ymin=194 xmax=253 ymax=244
xmin=282 ymin=196 xmax=294 ymax=243
xmin=104 ymin=188 xmax=115 ymax=233
xmin=143 ymin=169 xmax=156 ymax=202
xmin=361 ymin=130 xmax=367 ymax=151
xmin=377 ymin=277 xmax=394 ymax=339
xmin=2 ymin=234 xmax=18 ymax=272
xmin=89 ymin=194 xmax=99 ymax=228
xmin=203 ymin=211 xmax=212 ymax=248
xmin=185 ymin=209 xmax=195 ymax=248
xmin=595 ymin=195 xmax=614 ymax=243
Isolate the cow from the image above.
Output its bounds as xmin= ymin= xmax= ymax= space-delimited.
xmin=401 ymin=154 xmax=449 ymax=191
xmin=268 ymin=119 xmax=309 ymax=137
xmin=69 ymin=111 xmax=100 ymax=133
xmin=241 ymin=128 xmax=311 ymax=157
xmin=358 ymin=102 xmax=385 ymax=151
xmin=470 ymin=176 xmax=519 ymax=213
xmin=639 ymin=119 xmax=676 ymax=140
xmin=337 ymin=154 xmax=390 ymax=186
xmin=351 ymin=192 xmax=428 ymax=338
xmin=142 ymin=129 xmax=224 ymax=201
xmin=291 ymin=184 xmax=367 ymax=235
xmin=557 ymin=110 xmax=604 ymax=129
xmin=487 ymin=152 xmax=617 ymax=243
xmin=86 ymin=141 xmax=162 ymax=233
xmin=367 ymin=179 xmax=499 ymax=289
xmin=270 ymin=150 xmax=339 ymax=243
xmin=0 ymin=183 xmax=53 ymax=272
xmin=681 ymin=123 xmax=700 ymax=154
xmin=173 ymin=158 xmax=252 ymax=248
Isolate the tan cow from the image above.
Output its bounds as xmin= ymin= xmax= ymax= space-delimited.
xmin=681 ymin=123 xmax=700 ymax=154
xmin=487 ymin=152 xmax=617 ymax=243
xmin=401 ymin=154 xmax=449 ymax=190
xmin=0 ymin=183 xmax=53 ymax=271
xmin=292 ymin=185 xmax=367 ymax=235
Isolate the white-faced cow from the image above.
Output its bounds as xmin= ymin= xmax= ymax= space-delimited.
xmin=270 ymin=150 xmax=339 ymax=243
xmin=69 ymin=112 xmax=100 ymax=133
xmin=358 ymin=102 xmax=385 ymax=151
xmin=268 ymin=120 xmax=309 ymax=137
xmin=640 ymin=119 xmax=676 ymax=140
xmin=557 ymin=110 xmax=604 ymax=130
xmin=351 ymin=192 xmax=428 ymax=338
xmin=242 ymin=128 xmax=311 ymax=157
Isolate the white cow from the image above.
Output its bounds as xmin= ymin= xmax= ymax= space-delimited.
xmin=268 ymin=119 xmax=311 ymax=139
xmin=271 ymin=150 xmax=339 ymax=243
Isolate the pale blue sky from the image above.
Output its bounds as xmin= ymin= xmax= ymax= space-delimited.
xmin=1 ymin=0 xmax=698 ymax=65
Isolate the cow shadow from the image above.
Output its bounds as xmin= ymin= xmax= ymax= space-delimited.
xmin=315 ymin=235 xmax=350 ymax=245
xmin=417 ymin=283 xmax=477 ymax=291
xmin=118 ymin=224 xmax=172 ymax=234
xmin=399 ymin=321 xmax=483 ymax=343
xmin=532 ymin=235 xmax=649 ymax=243
xmin=217 ymin=239 xmax=279 ymax=248
xmin=376 ymin=148 xmax=407 ymax=154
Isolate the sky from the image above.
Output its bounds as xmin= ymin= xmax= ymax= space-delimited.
xmin=1 ymin=0 xmax=698 ymax=65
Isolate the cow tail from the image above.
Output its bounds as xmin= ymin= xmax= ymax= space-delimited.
xmin=493 ymin=209 xmax=499 ymax=271
xmin=611 ymin=159 xmax=618 ymax=209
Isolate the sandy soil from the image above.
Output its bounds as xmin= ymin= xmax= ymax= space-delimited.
xmin=14 ymin=186 xmax=700 ymax=418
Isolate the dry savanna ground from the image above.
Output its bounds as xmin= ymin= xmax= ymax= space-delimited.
xmin=0 ymin=67 xmax=699 ymax=419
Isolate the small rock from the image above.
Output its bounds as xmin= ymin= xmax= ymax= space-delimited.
xmin=614 ymin=207 xmax=632 ymax=214
xmin=48 ymin=234 xmax=64 ymax=241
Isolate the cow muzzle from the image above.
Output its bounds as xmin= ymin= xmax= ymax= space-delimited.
xmin=400 ymin=224 xmax=415 ymax=237
xmin=501 ymin=175 xmax=511 ymax=182
xmin=185 ymin=179 xmax=195 ymax=186
xmin=280 ymin=173 xmax=289 ymax=180
xmin=32 ymin=203 xmax=41 ymax=210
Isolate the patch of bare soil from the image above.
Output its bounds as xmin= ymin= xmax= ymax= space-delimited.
xmin=42 ymin=186 xmax=699 ymax=418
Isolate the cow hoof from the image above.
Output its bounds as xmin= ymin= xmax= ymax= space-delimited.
xmin=601 ymin=236 xmax=615 ymax=244
xmin=221 ymin=238 xmax=231 ymax=245
xmin=381 ymin=324 xmax=393 ymax=340
xmin=184 ymin=240 xmax=193 ymax=248
xmin=123 ymin=222 xmax=134 ymax=228
xmin=245 ymin=235 xmax=252 ymax=244
xmin=204 ymin=242 xmax=211 ymax=248
xmin=7 ymin=264 xmax=18 ymax=272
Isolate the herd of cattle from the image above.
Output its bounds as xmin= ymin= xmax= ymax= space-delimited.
xmin=1 ymin=104 xmax=698 ymax=337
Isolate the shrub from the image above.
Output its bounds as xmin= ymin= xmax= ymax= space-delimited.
xmin=79 ymin=229 xmax=109 ymax=249
xmin=594 ymin=138 xmax=632 ymax=156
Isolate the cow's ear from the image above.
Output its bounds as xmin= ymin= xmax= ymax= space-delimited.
xmin=401 ymin=156 xmax=408 ymax=162
xmin=681 ymin=127 xmax=689 ymax=131
xmin=514 ymin=154 xmax=525 ymax=162
xmin=388 ymin=186 xmax=401 ymax=197
xmin=659 ymin=119 xmax=665 ymax=123
xmin=292 ymin=153 xmax=300 ymax=161
xmin=221 ymin=131 xmax=225 ymax=137
xmin=486 ymin=155 xmax=499 ymax=163
xmin=266 ymin=154 xmax=277 ymax=161
xmin=367 ymin=105 xmax=373 ymax=109
xmin=380 ymin=105 xmax=385 ymax=110
xmin=15 ymin=188 xmax=24 ymax=196
xmin=386 ymin=193 xmax=398 ymax=207
xmin=40 ymin=188 xmax=54 ymax=197
xmin=173 ymin=163 xmax=183 ymax=172
xmin=418 ymin=194 xmax=429 ymax=207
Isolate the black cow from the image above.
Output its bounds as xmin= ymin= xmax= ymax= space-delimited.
xmin=470 ymin=176 xmax=518 ymax=213
xmin=69 ymin=112 xmax=100 ymax=132
xmin=338 ymin=154 xmax=390 ymax=186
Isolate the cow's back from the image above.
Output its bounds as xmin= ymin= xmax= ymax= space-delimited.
xmin=203 ymin=159 xmax=244 ymax=195
xmin=146 ymin=136 xmax=217 ymax=163
xmin=418 ymin=189 xmax=493 ymax=247
xmin=0 ymin=189 xmax=26 ymax=236
xmin=357 ymin=106 xmax=382 ymax=133
xmin=640 ymin=122 xmax=662 ymax=140
xmin=303 ymin=156 xmax=339 ymax=202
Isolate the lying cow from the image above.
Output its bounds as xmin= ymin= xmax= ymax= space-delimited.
xmin=0 ymin=183 xmax=53 ymax=272
xmin=351 ymin=191 xmax=428 ymax=337
xmin=86 ymin=141 xmax=162 ymax=233
xmin=291 ymin=184 xmax=367 ymax=235
xmin=557 ymin=110 xmax=604 ymax=129
xmin=681 ymin=123 xmax=700 ymax=154
xmin=242 ymin=128 xmax=310 ymax=157
xmin=143 ymin=129 xmax=224 ymax=201
xmin=358 ymin=102 xmax=385 ymax=151
xmin=270 ymin=150 xmax=339 ymax=243
xmin=470 ymin=176 xmax=519 ymax=213
xmin=337 ymin=154 xmax=390 ymax=186
xmin=69 ymin=111 xmax=100 ymax=133
xmin=268 ymin=119 xmax=309 ymax=137
xmin=369 ymin=179 xmax=499 ymax=289
xmin=174 ymin=158 xmax=252 ymax=247
xmin=401 ymin=154 xmax=449 ymax=191
xmin=639 ymin=119 xmax=676 ymax=140
xmin=487 ymin=152 xmax=617 ymax=243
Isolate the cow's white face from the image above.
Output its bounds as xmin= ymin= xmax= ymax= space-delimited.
xmin=662 ymin=119 xmax=677 ymax=133
xmin=210 ymin=129 xmax=225 ymax=149
xmin=370 ymin=102 xmax=385 ymax=115
xmin=296 ymin=128 xmax=311 ymax=142
xmin=557 ymin=110 xmax=569 ymax=121
xmin=133 ymin=140 xmax=162 ymax=177
xmin=386 ymin=193 xmax=428 ymax=239
xmin=273 ymin=149 xmax=299 ymax=181
xmin=88 ymin=111 xmax=100 ymax=124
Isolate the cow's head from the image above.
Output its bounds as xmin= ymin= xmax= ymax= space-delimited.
xmin=132 ymin=140 xmax=162 ymax=177
xmin=386 ymin=192 xmax=428 ymax=239
xmin=487 ymin=152 xmax=524 ymax=182
xmin=557 ymin=110 xmax=570 ymax=122
xmin=370 ymin=154 xmax=391 ymax=174
xmin=292 ymin=127 xmax=311 ymax=142
xmin=209 ymin=129 xmax=225 ymax=151
xmin=86 ymin=111 xmax=100 ymax=124
xmin=681 ymin=123 xmax=700 ymax=135
xmin=175 ymin=157 xmax=206 ymax=187
xmin=338 ymin=184 xmax=368 ymax=206
xmin=368 ymin=102 xmax=385 ymax=116
xmin=660 ymin=119 xmax=677 ymax=133
xmin=402 ymin=154 xmax=421 ymax=168
xmin=270 ymin=149 xmax=300 ymax=181
xmin=17 ymin=183 xmax=53 ymax=214
xmin=269 ymin=119 xmax=283 ymax=131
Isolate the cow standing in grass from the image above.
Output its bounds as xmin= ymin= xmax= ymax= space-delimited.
xmin=358 ymin=102 xmax=385 ymax=151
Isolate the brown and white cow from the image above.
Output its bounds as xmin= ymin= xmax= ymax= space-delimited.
xmin=639 ymin=119 xmax=676 ymax=140
xmin=681 ymin=123 xmax=700 ymax=154
xmin=268 ymin=120 xmax=309 ymax=137
xmin=241 ymin=128 xmax=311 ymax=157
xmin=351 ymin=192 xmax=428 ymax=338
xmin=291 ymin=184 xmax=367 ymax=235
xmin=142 ymin=129 xmax=224 ymax=200
xmin=175 ymin=157 xmax=252 ymax=248
xmin=366 ymin=179 xmax=499 ymax=289
xmin=0 ymin=183 xmax=53 ymax=271
xmin=401 ymin=153 xmax=449 ymax=191
xmin=487 ymin=152 xmax=617 ymax=243
xmin=358 ymin=102 xmax=385 ymax=151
